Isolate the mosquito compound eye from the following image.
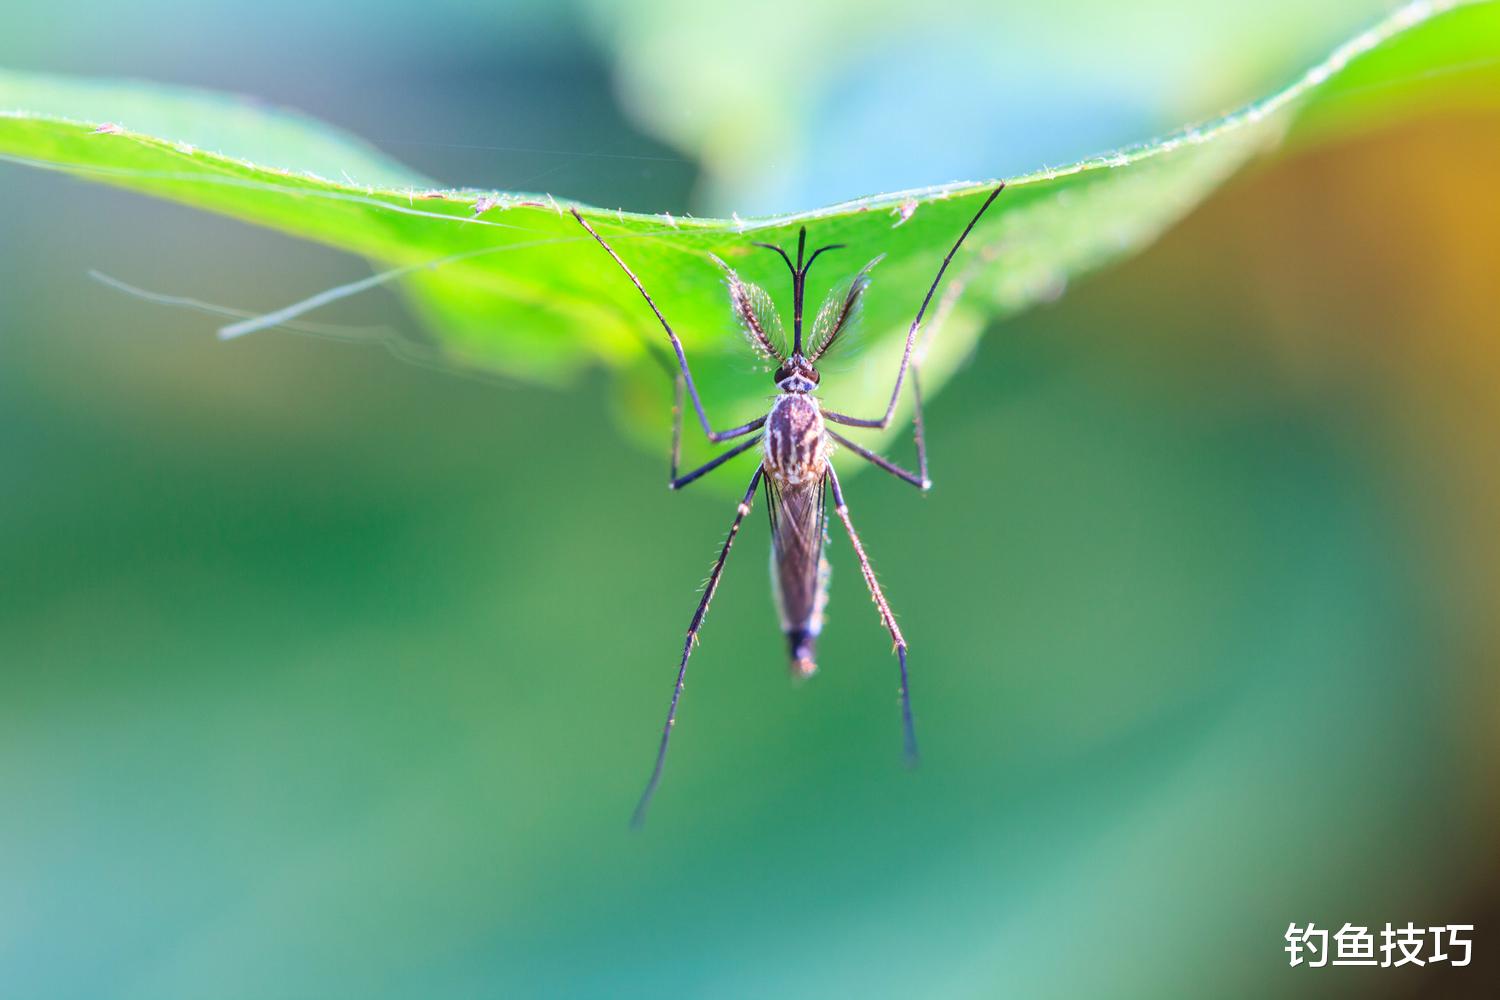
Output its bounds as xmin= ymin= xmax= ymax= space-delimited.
xmin=774 ymin=365 xmax=792 ymax=383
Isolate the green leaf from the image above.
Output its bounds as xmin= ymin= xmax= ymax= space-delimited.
xmin=1 ymin=0 xmax=1497 ymax=464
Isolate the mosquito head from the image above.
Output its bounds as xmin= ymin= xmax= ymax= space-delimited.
xmin=753 ymin=226 xmax=845 ymax=356
xmin=774 ymin=354 xmax=820 ymax=393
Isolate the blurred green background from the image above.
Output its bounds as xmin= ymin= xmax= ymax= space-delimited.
xmin=2 ymin=1 xmax=1497 ymax=998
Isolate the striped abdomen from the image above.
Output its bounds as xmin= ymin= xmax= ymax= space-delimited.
xmin=764 ymin=393 xmax=830 ymax=677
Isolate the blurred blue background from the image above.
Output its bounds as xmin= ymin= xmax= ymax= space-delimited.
xmin=2 ymin=1 xmax=1496 ymax=997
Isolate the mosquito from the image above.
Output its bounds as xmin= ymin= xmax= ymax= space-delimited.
xmin=571 ymin=184 xmax=1004 ymax=826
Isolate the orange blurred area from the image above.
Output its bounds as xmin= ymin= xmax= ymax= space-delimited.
xmin=1175 ymin=113 xmax=1500 ymax=787
xmin=1046 ymin=111 xmax=1500 ymax=995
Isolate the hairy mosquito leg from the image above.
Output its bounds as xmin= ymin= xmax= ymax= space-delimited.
xmin=671 ymin=434 xmax=763 ymax=490
xmin=826 ymin=429 xmax=927 ymax=491
xmin=572 ymin=209 xmax=761 ymax=445
xmin=825 ymin=464 xmax=918 ymax=765
xmin=633 ymin=465 xmax=765 ymax=828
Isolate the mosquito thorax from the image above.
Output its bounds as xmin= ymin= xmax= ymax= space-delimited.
xmin=764 ymin=390 xmax=827 ymax=488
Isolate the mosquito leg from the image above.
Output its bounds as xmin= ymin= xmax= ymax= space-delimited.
xmin=671 ymin=434 xmax=763 ymax=491
xmin=825 ymin=464 xmax=918 ymax=765
xmin=825 ymin=310 xmax=936 ymax=487
xmin=572 ymin=209 xmax=763 ymax=445
xmin=633 ymin=465 xmax=765 ymax=828
xmin=906 ymin=245 xmax=990 ymax=488
xmin=910 ymin=365 xmax=931 ymax=489
xmin=826 ymin=253 xmax=971 ymax=489
xmin=826 ymin=429 xmax=927 ymax=491
xmin=822 ymin=183 xmax=1004 ymax=432
xmin=668 ymin=370 xmax=684 ymax=481
xmin=822 ymin=325 xmax=935 ymax=490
